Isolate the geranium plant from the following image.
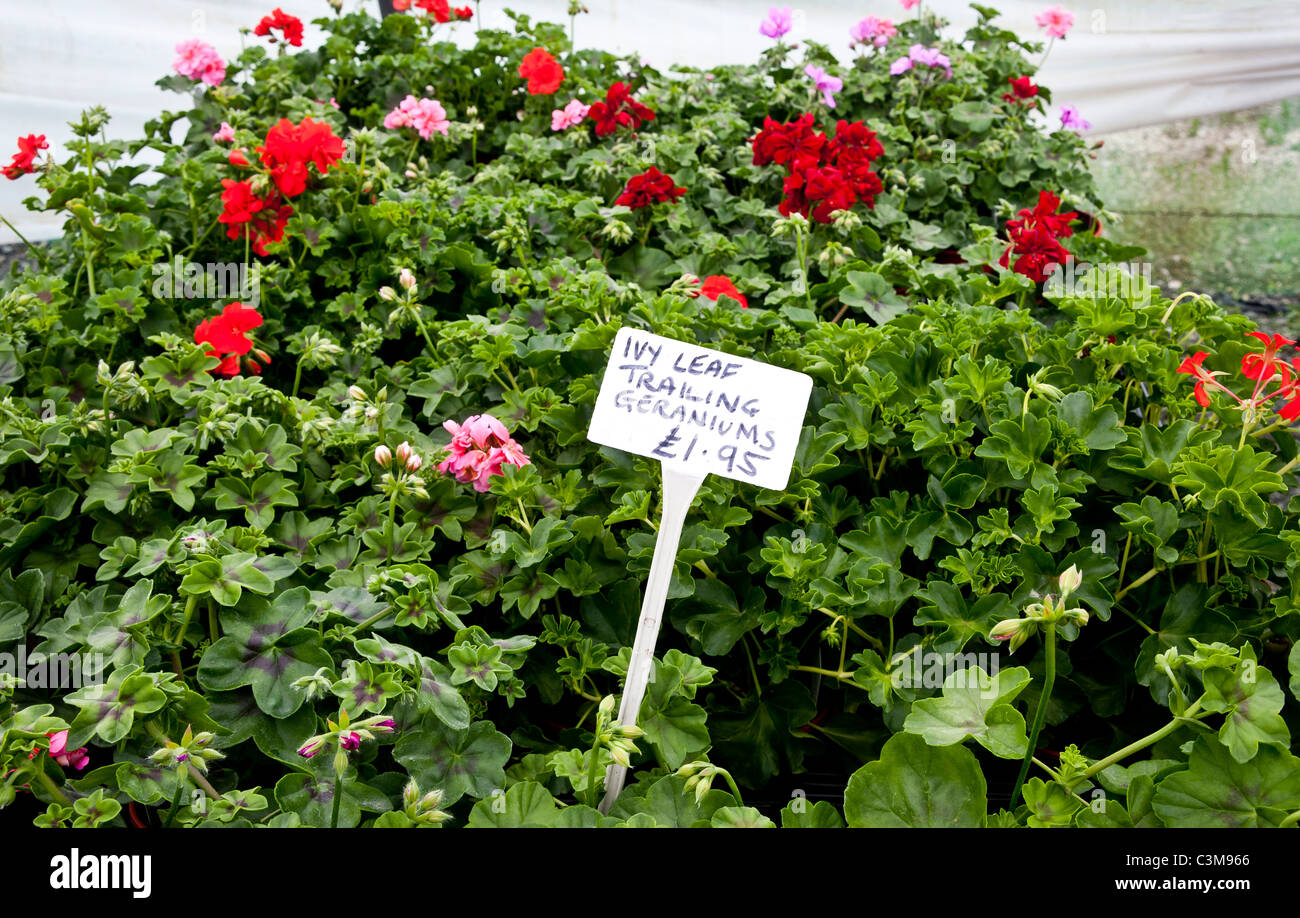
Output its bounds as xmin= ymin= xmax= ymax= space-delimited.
xmin=0 ymin=2 xmax=1295 ymax=830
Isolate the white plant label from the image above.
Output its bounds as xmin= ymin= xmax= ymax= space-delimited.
xmin=588 ymin=327 xmax=813 ymax=491
xmin=587 ymin=327 xmax=812 ymax=812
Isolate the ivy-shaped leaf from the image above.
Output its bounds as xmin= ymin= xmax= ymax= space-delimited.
xmin=903 ymin=665 xmax=1031 ymax=759
xmin=844 ymin=733 xmax=987 ymax=827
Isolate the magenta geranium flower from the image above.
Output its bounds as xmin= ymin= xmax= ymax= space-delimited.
xmin=890 ymin=44 xmax=951 ymax=78
xmin=1059 ymin=104 xmax=1091 ymax=133
xmin=759 ymin=6 xmax=793 ymax=39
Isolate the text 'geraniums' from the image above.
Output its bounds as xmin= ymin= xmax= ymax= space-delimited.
xmin=438 ymin=414 xmax=531 ymax=492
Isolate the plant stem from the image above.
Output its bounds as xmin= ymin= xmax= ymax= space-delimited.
xmin=175 ymin=594 xmax=198 ymax=644
xmin=351 ymin=605 xmax=393 ymax=633
xmin=34 ymin=754 xmax=71 ymax=806
xmin=720 ymin=769 xmax=745 ymax=807
xmin=1011 ymin=624 xmax=1056 ymax=807
xmin=330 ymin=770 xmax=344 ymax=829
xmin=164 ymin=776 xmax=185 ymax=828
xmin=291 ymin=360 xmax=304 ymax=399
xmin=1115 ymin=566 xmax=1160 ymax=600
xmin=585 ymin=733 xmax=603 ymax=808
xmin=1083 ymin=699 xmax=1204 ymax=778
xmin=0 ymin=212 xmax=48 ymax=269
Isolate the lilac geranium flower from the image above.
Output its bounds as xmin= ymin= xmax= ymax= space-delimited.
xmin=804 ymin=64 xmax=843 ymax=108
xmin=1060 ymin=104 xmax=1092 ymax=133
xmin=760 ymin=6 xmax=793 ymax=39
xmin=890 ymin=43 xmax=952 ymax=79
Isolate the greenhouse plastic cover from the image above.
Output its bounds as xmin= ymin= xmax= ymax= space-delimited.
xmin=3 ymin=0 xmax=1300 ymax=242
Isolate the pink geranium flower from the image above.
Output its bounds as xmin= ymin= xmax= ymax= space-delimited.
xmin=438 ymin=414 xmax=531 ymax=492
xmin=1035 ymin=4 xmax=1075 ymax=38
xmin=173 ymin=38 xmax=226 ymax=87
xmin=213 ymin=122 xmax=235 ymax=143
xmin=551 ymin=99 xmax=591 ymax=131
xmin=383 ymin=95 xmax=450 ymax=139
xmin=850 ymin=16 xmax=897 ymax=49
xmin=900 ymin=0 xmax=921 ymax=9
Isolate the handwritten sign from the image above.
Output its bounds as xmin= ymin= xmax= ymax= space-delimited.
xmin=587 ymin=328 xmax=813 ymax=812
xmin=588 ymin=328 xmax=813 ymax=491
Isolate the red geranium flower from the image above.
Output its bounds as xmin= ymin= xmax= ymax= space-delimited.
xmin=752 ymin=115 xmax=884 ymax=223
xmin=615 ymin=167 xmax=686 ymax=209
xmin=1002 ymin=75 xmax=1039 ymax=104
xmin=218 ymin=180 xmax=292 ymax=256
xmin=518 ymin=48 xmax=564 ymax=95
xmin=257 ymin=117 xmax=345 ymax=197
xmin=998 ymin=222 xmax=1070 ymax=283
xmin=416 ymin=0 xmax=452 ymax=21
xmin=218 ymin=179 xmax=265 ymax=225
xmin=254 ymin=8 xmax=304 ymax=46
xmin=453 ymin=6 xmax=473 ymax=19
xmin=3 ymin=133 xmax=48 ymax=180
xmin=692 ymin=276 xmax=749 ymax=308
xmin=587 ymin=82 xmax=656 ymax=137
xmin=195 ymin=302 xmax=267 ymax=376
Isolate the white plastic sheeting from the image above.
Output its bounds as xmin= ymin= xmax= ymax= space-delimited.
xmin=3 ymin=0 xmax=1299 ymax=241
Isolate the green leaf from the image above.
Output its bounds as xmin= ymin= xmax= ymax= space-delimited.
xmin=902 ymin=665 xmax=1031 ymax=758
xmin=466 ymin=782 xmax=560 ymax=827
xmin=1153 ymin=737 xmax=1300 ymax=827
xmin=1200 ymin=646 xmax=1290 ymax=763
xmin=844 ymin=733 xmax=987 ymax=827
xmin=780 ymin=799 xmax=845 ymax=828
xmin=1056 ymin=391 xmax=1125 ymax=451
xmin=710 ymin=806 xmax=776 ymax=828
xmin=393 ymin=720 xmax=512 ymax=807
xmin=1022 ymin=777 xmax=1083 ymax=827
xmin=914 ymin=581 xmax=1011 ymax=653
xmin=838 ymin=271 xmax=908 ymax=325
